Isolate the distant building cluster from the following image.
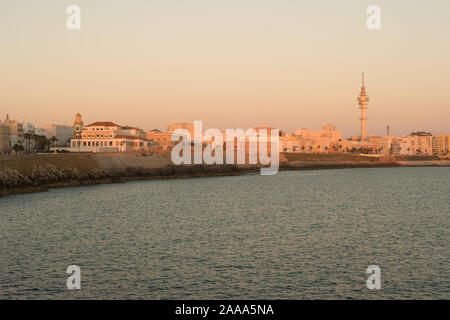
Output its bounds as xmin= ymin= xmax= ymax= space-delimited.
xmin=1 ymin=72 xmax=449 ymax=158
xmin=279 ymin=126 xmax=448 ymax=156
xmin=0 ymin=114 xmax=73 ymax=155
xmin=275 ymin=73 xmax=447 ymax=157
xmin=0 ymin=111 xmax=448 ymax=157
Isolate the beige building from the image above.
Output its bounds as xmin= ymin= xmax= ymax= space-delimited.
xmin=281 ymin=124 xmax=342 ymax=153
xmin=2 ymin=114 xmax=23 ymax=148
xmin=0 ymin=123 xmax=11 ymax=153
xmin=147 ymin=130 xmax=173 ymax=151
xmin=280 ymin=135 xmax=315 ymax=153
xmin=432 ymin=134 xmax=450 ymax=156
xmin=168 ymin=122 xmax=195 ymax=137
xmin=294 ymin=124 xmax=342 ymax=141
xmin=329 ymin=139 xmax=356 ymax=153
xmin=43 ymin=124 xmax=74 ymax=147
xmin=367 ymin=136 xmax=391 ymax=155
xmin=391 ymin=135 xmax=433 ymax=156
xmin=411 ymin=135 xmax=433 ymax=155
xmin=70 ymin=121 xmax=155 ymax=153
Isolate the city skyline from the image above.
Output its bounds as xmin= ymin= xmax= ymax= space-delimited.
xmin=0 ymin=109 xmax=443 ymax=139
xmin=1 ymin=0 xmax=450 ymax=137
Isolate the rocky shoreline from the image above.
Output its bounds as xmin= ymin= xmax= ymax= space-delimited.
xmin=0 ymin=162 xmax=252 ymax=197
xmin=1 ymin=153 xmax=448 ymax=197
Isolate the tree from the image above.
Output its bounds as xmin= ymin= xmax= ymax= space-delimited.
xmin=12 ymin=144 xmax=24 ymax=153
xmin=411 ymin=131 xmax=432 ymax=136
xmin=50 ymin=136 xmax=58 ymax=148
xmin=32 ymin=134 xmax=50 ymax=152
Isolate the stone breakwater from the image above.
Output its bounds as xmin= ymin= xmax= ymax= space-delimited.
xmin=0 ymin=153 xmax=252 ymax=197
xmin=1 ymin=153 xmax=449 ymax=197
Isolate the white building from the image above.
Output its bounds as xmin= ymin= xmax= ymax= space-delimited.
xmin=70 ymin=121 xmax=155 ymax=153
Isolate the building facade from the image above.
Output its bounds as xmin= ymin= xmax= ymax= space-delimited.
xmin=0 ymin=123 xmax=11 ymax=154
xmin=44 ymin=124 xmax=74 ymax=147
xmin=294 ymin=124 xmax=342 ymax=141
xmin=167 ymin=122 xmax=195 ymax=140
xmin=391 ymin=135 xmax=433 ymax=156
xmin=70 ymin=121 xmax=155 ymax=152
xmin=432 ymin=134 xmax=450 ymax=156
xmin=147 ymin=130 xmax=173 ymax=151
xmin=284 ymin=124 xmax=343 ymax=153
xmin=2 ymin=114 xmax=23 ymax=149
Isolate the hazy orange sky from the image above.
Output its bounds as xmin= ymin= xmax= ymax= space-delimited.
xmin=1 ymin=0 xmax=449 ymax=137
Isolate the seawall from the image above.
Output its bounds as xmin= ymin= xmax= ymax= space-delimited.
xmin=1 ymin=153 xmax=449 ymax=197
xmin=0 ymin=153 xmax=251 ymax=197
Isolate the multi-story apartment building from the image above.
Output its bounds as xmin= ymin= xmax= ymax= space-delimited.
xmin=0 ymin=123 xmax=11 ymax=153
xmin=367 ymin=136 xmax=391 ymax=155
xmin=432 ymin=134 xmax=450 ymax=156
xmin=411 ymin=134 xmax=433 ymax=155
xmin=22 ymin=122 xmax=36 ymax=151
xmin=2 ymin=114 xmax=23 ymax=148
xmin=44 ymin=124 xmax=74 ymax=147
xmin=391 ymin=134 xmax=433 ymax=156
xmin=147 ymin=130 xmax=173 ymax=151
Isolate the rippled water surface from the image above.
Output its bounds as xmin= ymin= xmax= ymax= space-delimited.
xmin=0 ymin=167 xmax=449 ymax=299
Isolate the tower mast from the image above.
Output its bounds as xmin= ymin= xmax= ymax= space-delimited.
xmin=357 ymin=72 xmax=369 ymax=143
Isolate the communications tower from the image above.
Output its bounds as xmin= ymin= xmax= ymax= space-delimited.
xmin=357 ymin=72 xmax=369 ymax=143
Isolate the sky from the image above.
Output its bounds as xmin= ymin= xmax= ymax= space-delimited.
xmin=1 ymin=0 xmax=449 ymax=137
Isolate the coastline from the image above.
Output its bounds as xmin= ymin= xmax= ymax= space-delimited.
xmin=1 ymin=153 xmax=449 ymax=197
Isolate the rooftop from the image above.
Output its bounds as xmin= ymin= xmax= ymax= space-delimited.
xmin=86 ymin=121 xmax=121 ymax=127
xmin=115 ymin=134 xmax=151 ymax=141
